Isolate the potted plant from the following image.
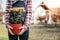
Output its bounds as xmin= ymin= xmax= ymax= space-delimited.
xmin=8 ymin=1 xmax=26 ymax=35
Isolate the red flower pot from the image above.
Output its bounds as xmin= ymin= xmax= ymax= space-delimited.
xmin=10 ymin=24 xmax=22 ymax=35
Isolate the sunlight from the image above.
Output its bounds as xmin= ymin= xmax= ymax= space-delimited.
xmin=32 ymin=0 xmax=60 ymax=24
xmin=32 ymin=0 xmax=60 ymax=11
xmin=1 ymin=0 xmax=7 ymax=12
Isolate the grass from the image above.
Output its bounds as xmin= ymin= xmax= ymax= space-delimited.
xmin=0 ymin=24 xmax=8 ymax=40
xmin=0 ymin=24 xmax=60 ymax=40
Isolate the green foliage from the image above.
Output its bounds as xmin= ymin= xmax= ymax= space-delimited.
xmin=9 ymin=10 xmax=26 ymax=24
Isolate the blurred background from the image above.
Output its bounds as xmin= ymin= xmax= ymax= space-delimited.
xmin=0 ymin=0 xmax=60 ymax=40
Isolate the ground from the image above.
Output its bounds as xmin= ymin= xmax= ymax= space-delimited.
xmin=0 ymin=24 xmax=60 ymax=40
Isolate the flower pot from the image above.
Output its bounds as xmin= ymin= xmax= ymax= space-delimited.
xmin=10 ymin=24 xmax=22 ymax=35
